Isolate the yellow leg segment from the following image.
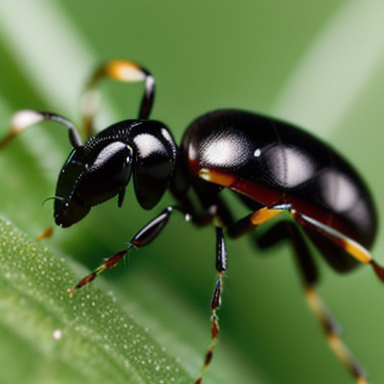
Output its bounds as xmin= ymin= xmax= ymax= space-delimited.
xmin=305 ymin=286 xmax=368 ymax=383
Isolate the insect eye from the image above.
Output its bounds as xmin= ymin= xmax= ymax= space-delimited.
xmin=77 ymin=141 xmax=133 ymax=206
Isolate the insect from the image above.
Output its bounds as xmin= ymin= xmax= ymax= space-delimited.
xmin=1 ymin=59 xmax=383 ymax=384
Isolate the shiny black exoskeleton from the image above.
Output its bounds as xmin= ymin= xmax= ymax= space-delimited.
xmin=181 ymin=109 xmax=377 ymax=270
xmin=55 ymin=120 xmax=177 ymax=227
xmin=1 ymin=59 xmax=383 ymax=384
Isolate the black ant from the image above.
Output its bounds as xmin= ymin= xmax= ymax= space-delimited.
xmin=1 ymin=59 xmax=383 ymax=384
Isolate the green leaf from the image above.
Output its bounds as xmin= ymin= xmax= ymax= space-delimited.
xmin=0 ymin=217 xmax=191 ymax=384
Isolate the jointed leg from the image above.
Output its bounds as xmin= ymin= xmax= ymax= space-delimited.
xmin=304 ymin=286 xmax=368 ymax=384
xmin=293 ymin=211 xmax=384 ymax=283
xmin=227 ymin=205 xmax=379 ymax=383
xmin=194 ymin=227 xmax=227 ymax=384
xmin=81 ymin=59 xmax=155 ymax=137
xmin=68 ymin=206 xmax=174 ymax=294
xmin=256 ymin=220 xmax=318 ymax=285
xmin=1 ymin=60 xmax=156 ymax=150
xmin=228 ymin=205 xmax=384 ymax=283
xmin=68 ymin=201 xmax=221 ymax=293
xmin=68 ymin=203 xmax=228 ymax=383
xmin=284 ymin=221 xmax=369 ymax=383
xmin=227 ymin=205 xmax=286 ymax=239
xmin=0 ymin=110 xmax=82 ymax=150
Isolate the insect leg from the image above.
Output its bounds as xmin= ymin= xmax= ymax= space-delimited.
xmin=257 ymin=221 xmax=318 ymax=285
xmin=227 ymin=206 xmax=371 ymax=382
xmin=283 ymin=222 xmax=367 ymax=382
xmin=68 ymin=206 xmax=175 ymax=294
xmin=194 ymin=226 xmax=227 ymax=384
xmin=68 ymin=201 xmax=222 ymax=294
xmin=0 ymin=110 xmax=82 ymax=150
xmin=304 ymin=285 xmax=368 ymax=384
xmin=293 ymin=211 xmax=384 ymax=284
xmin=81 ymin=59 xmax=155 ymax=137
xmin=289 ymin=211 xmax=384 ymax=383
xmin=227 ymin=205 xmax=286 ymax=239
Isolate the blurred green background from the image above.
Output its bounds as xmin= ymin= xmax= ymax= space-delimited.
xmin=0 ymin=1 xmax=384 ymax=383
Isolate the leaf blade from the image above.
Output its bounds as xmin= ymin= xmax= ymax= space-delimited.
xmin=0 ymin=217 xmax=191 ymax=384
